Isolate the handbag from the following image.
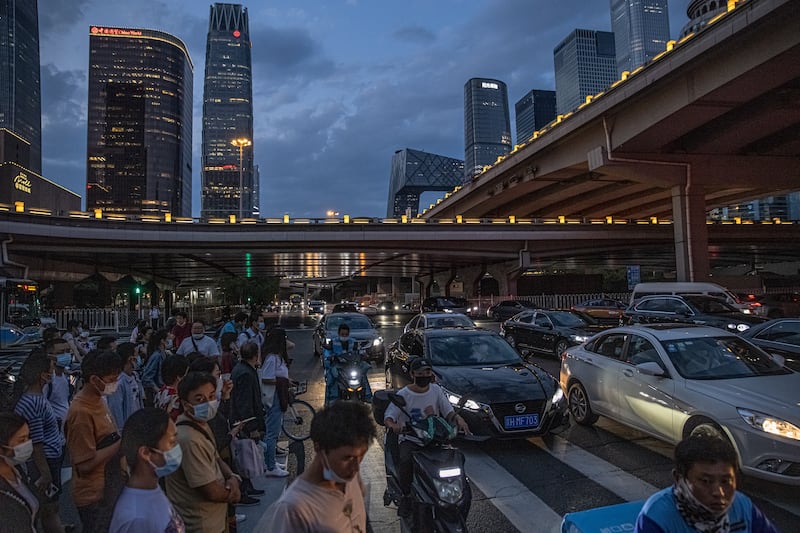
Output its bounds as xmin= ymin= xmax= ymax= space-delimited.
xmin=232 ymin=437 xmax=265 ymax=480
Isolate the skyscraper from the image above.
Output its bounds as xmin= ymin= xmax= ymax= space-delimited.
xmin=610 ymin=0 xmax=670 ymax=76
xmin=0 ymin=0 xmax=42 ymax=173
xmin=464 ymin=78 xmax=511 ymax=181
xmin=86 ymin=26 xmax=193 ymax=217
xmin=515 ymin=90 xmax=557 ymax=144
xmin=202 ymin=3 xmax=255 ymax=220
xmin=387 ymin=148 xmax=464 ymax=217
xmin=554 ymin=30 xmax=617 ymax=115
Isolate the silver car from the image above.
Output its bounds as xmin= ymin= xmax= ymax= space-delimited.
xmin=560 ymin=323 xmax=800 ymax=485
xmin=403 ymin=312 xmax=476 ymax=333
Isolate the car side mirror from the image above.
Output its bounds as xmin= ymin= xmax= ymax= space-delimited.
xmin=388 ymin=391 xmax=406 ymax=408
xmin=636 ymin=362 xmax=666 ymax=377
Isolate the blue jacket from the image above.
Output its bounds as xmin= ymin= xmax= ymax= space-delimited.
xmin=323 ymin=337 xmax=358 ymax=371
xmin=635 ymin=487 xmax=778 ymax=533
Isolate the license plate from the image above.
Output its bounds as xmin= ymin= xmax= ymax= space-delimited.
xmin=504 ymin=414 xmax=539 ymax=429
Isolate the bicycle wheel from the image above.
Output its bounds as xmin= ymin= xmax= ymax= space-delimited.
xmin=282 ymin=399 xmax=315 ymax=441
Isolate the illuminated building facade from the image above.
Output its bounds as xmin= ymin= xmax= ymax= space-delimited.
xmin=0 ymin=0 xmax=42 ymax=173
xmin=464 ymin=78 xmax=511 ymax=181
xmin=86 ymin=26 xmax=193 ymax=217
xmin=515 ymin=89 xmax=557 ymax=144
xmin=554 ymin=29 xmax=617 ymax=114
xmin=611 ymin=0 xmax=670 ymax=76
xmin=201 ymin=3 xmax=256 ymax=220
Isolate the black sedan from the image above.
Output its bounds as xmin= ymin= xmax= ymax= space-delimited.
xmin=740 ymin=318 xmax=800 ymax=372
xmin=486 ymin=300 xmax=536 ymax=321
xmin=500 ymin=309 xmax=605 ymax=358
xmin=385 ymin=328 xmax=569 ymax=439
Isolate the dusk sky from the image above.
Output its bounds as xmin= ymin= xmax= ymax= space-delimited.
xmin=38 ymin=0 xmax=691 ymax=218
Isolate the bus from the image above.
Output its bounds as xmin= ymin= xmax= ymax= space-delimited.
xmin=1 ymin=277 xmax=50 ymax=348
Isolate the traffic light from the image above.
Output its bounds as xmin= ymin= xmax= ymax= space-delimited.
xmin=134 ymin=286 xmax=141 ymax=295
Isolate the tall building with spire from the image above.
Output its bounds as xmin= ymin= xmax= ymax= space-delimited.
xmin=201 ymin=3 xmax=256 ymax=220
xmin=0 ymin=0 xmax=42 ymax=173
xmin=610 ymin=0 xmax=670 ymax=76
xmin=86 ymin=26 xmax=193 ymax=217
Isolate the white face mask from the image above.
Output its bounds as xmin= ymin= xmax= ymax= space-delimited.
xmin=96 ymin=378 xmax=119 ymax=396
xmin=192 ymin=333 xmax=204 ymax=341
xmin=3 ymin=439 xmax=33 ymax=465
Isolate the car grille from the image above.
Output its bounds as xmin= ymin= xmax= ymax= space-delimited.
xmin=490 ymin=400 xmax=545 ymax=425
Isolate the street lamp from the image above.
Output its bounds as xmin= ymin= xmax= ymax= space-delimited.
xmin=231 ymin=138 xmax=252 ymax=219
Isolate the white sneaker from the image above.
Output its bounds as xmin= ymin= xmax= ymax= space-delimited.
xmin=264 ymin=466 xmax=289 ymax=477
xmin=236 ymin=514 xmax=247 ymax=524
xmin=276 ymin=446 xmax=289 ymax=455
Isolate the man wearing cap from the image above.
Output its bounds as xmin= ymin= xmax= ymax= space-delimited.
xmin=384 ymin=357 xmax=470 ymax=516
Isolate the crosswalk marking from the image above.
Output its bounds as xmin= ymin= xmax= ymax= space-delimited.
xmin=530 ymin=435 xmax=660 ymax=502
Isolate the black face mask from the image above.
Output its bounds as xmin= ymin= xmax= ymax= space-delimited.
xmin=414 ymin=375 xmax=432 ymax=387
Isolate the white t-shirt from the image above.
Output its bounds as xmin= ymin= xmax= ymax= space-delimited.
xmin=261 ymin=353 xmax=290 ymax=380
xmin=271 ymin=476 xmax=367 ymax=533
xmin=383 ymin=384 xmax=454 ymax=443
xmin=109 ymin=485 xmax=185 ymax=533
xmin=238 ymin=328 xmax=263 ymax=351
xmin=175 ymin=335 xmax=220 ymax=357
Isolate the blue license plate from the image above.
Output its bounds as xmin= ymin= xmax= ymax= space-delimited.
xmin=504 ymin=414 xmax=539 ymax=429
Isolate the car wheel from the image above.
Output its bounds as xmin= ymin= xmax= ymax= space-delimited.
xmin=683 ymin=418 xmax=726 ymax=441
xmin=554 ymin=339 xmax=569 ymax=359
xmin=568 ymin=382 xmax=598 ymax=426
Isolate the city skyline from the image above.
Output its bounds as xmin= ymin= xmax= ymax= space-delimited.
xmin=37 ymin=0 xmax=693 ymax=218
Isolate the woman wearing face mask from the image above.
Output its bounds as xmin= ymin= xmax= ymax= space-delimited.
xmin=12 ymin=349 xmax=67 ymax=533
xmin=260 ymin=327 xmax=293 ymax=478
xmin=634 ymin=428 xmax=778 ymax=533
xmin=109 ymin=408 xmax=185 ymax=533
xmin=141 ymin=330 xmax=169 ymax=407
xmin=0 ymin=413 xmax=38 ymax=533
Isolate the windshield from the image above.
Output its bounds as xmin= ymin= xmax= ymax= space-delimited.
xmin=426 ymin=315 xmax=474 ymax=328
xmin=549 ymin=311 xmax=589 ymax=328
xmin=426 ymin=333 xmax=521 ymax=366
xmin=326 ymin=315 xmax=373 ymax=331
xmin=660 ymin=336 xmax=790 ymax=380
xmin=683 ymin=296 xmax=739 ymax=314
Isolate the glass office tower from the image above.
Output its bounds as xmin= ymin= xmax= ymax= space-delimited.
xmin=0 ymin=0 xmax=42 ymax=173
xmin=554 ymin=30 xmax=617 ymax=115
xmin=464 ymin=78 xmax=511 ymax=181
xmin=515 ymin=89 xmax=557 ymax=144
xmin=611 ymin=0 xmax=670 ymax=76
xmin=86 ymin=27 xmax=193 ymax=217
xmin=201 ymin=3 xmax=256 ymax=220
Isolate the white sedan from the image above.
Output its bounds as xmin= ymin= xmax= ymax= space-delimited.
xmin=560 ymin=323 xmax=800 ymax=485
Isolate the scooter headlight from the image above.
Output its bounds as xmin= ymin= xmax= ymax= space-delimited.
xmin=373 ymin=337 xmax=383 ymax=346
xmin=432 ymin=477 xmax=464 ymax=505
xmin=349 ymin=370 xmax=358 ymax=379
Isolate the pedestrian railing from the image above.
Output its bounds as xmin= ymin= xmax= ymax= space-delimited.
xmin=52 ymin=308 xmax=138 ymax=332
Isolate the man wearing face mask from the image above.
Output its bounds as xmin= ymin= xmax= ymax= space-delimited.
xmin=323 ymin=323 xmax=372 ymax=406
xmin=110 ymin=408 xmax=185 ymax=533
xmin=0 ymin=413 xmax=39 ymax=533
xmin=272 ymin=401 xmax=377 ymax=533
xmin=384 ymin=357 xmax=470 ymax=517
xmin=65 ymin=350 xmax=123 ymax=531
xmin=167 ymin=372 xmax=241 ymax=533
xmin=43 ymin=339 xmax=73 ymax=433
xmin=176 ymin=319 xmax=220 ymax=357
xmin=237 ymin=312 xmax=265 ymax=353
xmin=635 ymin=428 xmax=778 ymax=533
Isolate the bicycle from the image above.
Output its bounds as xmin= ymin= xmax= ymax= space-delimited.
xmin=282 ymin=380 xmax=315 ymax=441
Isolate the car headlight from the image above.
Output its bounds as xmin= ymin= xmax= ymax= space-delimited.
xmin=372 ymin=337 xmax=383 ymax=346
xmin=446 ymin=391 xmax=482 ymax=411
xmin=431 ymin=476 xmax=464 ymax=504
xmin=727 ymin=323 xmax=750 ymax=332
xmin=569 ymin=334 xmax=589 ymax=343
xmin=551 ymin=387 xmax=564 ymax=404
xmin=737 ymin=408 xmax=800 ymax=441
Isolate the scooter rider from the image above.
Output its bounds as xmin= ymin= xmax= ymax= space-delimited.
xmin=384 ymin=357 xmax=470 ymax=516
xmin=323 ymin=324 xmax=373 ymax=405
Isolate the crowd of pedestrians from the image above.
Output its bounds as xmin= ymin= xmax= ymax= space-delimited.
xmin=0 ymin=311 xmax=370 ymax=533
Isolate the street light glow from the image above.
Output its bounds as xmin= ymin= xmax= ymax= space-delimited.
xmin=230 ymin=138 xmax=252 ymax=220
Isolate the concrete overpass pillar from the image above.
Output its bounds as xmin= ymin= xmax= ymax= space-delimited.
xmin=672 ymin=183 xmax=710 ymax=281
xmin=486 ymin=261 xmax=523 ymax=298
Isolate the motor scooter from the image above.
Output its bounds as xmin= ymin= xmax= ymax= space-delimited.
xmin=372 ymin=389 xmax=471 ymax=533
xmin=332 ymin=351 xmax=369 ymax=401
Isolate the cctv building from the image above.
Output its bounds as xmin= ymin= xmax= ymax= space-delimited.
xmin=201 ymin=3 xmax=256 ymax=220
xmin=0 ymin=0 xmax=42 ymax=174
xmin=86 ymin=26 xmax=193 ymax=217
xmin=610 ymin=0 xmax=670 ymax=76
xmin=464 ymin=78 xmax=511 ymax=181
xmin=554 ymin=29 xmax=617 ymax=114
xmin=387 ymin=148 xmax=464 ymax=217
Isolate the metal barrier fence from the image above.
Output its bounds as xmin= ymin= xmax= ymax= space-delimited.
xmin=51 ymin=308 xmax=139 ymax=332
xmin=519 ymin=293 xmax=631 ymax=309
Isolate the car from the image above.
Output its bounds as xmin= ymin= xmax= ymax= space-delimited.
xmin=385 ymin=328 xmax=569 ymax=439
xmin=752 ymin=293 xmax=800 ymax=318
xmin=307 ymin=300 xmax=326 ymax=314
xmin=624 ymin=294 xmax=766 ymax=332
xmin=560 ymin=323 xmax=800 ymax=486
xmin=570 ymin=298 xmax=627 ymax=323
xmin=741 ymin=318 xmax=800 ymax=372
xmin=421 ymin=297 xmax=468 ymax=314
xmin=403 ymin=312 xmax=476 ymax=333
xmin=377 ymin=301 xmax=399 ymax=314
xmin=331 ymin=302 xmax=358 ymax=313
xmin=486 ymin=299 xmax=536 ymax=321
xmin=500 ymin=309 xmax=606 ymax=358
xmin=312 ymin=312 xmax=385 ymax=363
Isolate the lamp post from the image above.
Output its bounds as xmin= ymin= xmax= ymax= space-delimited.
xmin=231 ymin=138 xmax=252 ymax=219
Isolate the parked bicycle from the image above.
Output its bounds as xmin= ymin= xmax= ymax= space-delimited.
xmin=282 ymin=380 xmax=315 ymax=441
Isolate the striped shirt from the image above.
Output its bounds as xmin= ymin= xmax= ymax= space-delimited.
xmin=14 ymin=392 xmax=65 ymax=459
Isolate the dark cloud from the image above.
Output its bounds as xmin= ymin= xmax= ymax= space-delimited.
xmin=38 ymin=0 xmax=92 ymax=32
xmin=393 ymin=26 xmax=436 ymax=45
xmin=250 ymin=25 xmax=336 ymax=80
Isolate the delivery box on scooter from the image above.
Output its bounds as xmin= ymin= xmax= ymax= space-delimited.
xmin=371 ymin=389 xmax=395 ymax=426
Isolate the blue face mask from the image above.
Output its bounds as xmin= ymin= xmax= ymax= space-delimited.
xmin=189 ymin=399 xmax=219 ymax=422
xmin=56 ymin=353 xmax=72 ymax=368
xmin=257 ymin=322 xmax=266 ymax=331
xmin=149 ymin=444 xmax=182 ymax=477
